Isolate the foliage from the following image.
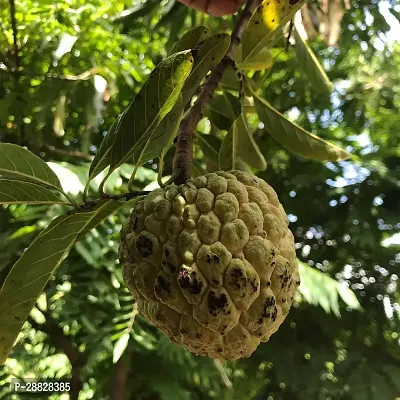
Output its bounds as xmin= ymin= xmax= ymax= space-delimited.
xmin=0 ymin=0 xmax=399 ymax=399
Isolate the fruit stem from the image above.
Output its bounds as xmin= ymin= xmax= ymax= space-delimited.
xmin=169 ymin=0 xmax=261 ymax=185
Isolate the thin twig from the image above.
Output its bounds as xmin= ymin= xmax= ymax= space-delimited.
xmin=214 ymin=359 xmax=232 ymax=389
xmin=44 ymin=68 xmax=99 ymax=81
xmin=1 ymin=66 xmax=99 ymax=81
xmin=101 ymin=191 xmax=149 ymax=201
xmin=9 ymin=0 xmax=26 ymax=145
xmin=43 ymin=144 xmax=94 ymax=161
xmin=127 ymin=302 xmax=139 ymax=331
xmin=286 ymin=19 xmax=294 ymax=51
xmin=73 ymin=191 xmax=149 ymax=213
xmin=362 ymin=73 xmax=388 ymax=90
xmin=170 ymin=0 xmax=261 ymax=185
xmin=9 ymin=0 xmax=20 ymax=72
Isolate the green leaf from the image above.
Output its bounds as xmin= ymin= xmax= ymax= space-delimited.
xmin=192 ymin=160 xmax=207 ymax=178
xmin=87 ymin=51 xmax=194 ymax=185
xmin=75 ymin=241 xmax=96 ymax=266
xmin=0 ymin=199 xmax=124 ymax=364
xmin=111 ymin=51 xmax=194 ymax=175
xmin=219 ymin=66 xmax=241 ymax=91
xmin=170 ymin=25 xmax=211 ymax=54
xmin=181 ymin=34 xmax=230 ymax=102
xmin=0 ymin=143 xmax=62 ymax=191
xmin=0 ymin=180 xmax=69 ymax=205
xmin=218 ymin=112 xmax=266 ymax=171
xmin=294 ymin=28 xmax=333 ymax=95
xmin=242 ymin=0 xmax=306 ymax=63
xmin=219 ymin=119 xmax=237 ymax=170
xmin=197 ymin=133 xmax=222 ymax=161
xmin=235 ymin=44 xmax=273 ymax=71
xmin=236 ymin=113 xmax=267 ymax=170
xmin=235 ymin=157 xmax=253 ymax=173
xmin=76 ymin=199 xmax=134 ymax=241
xmin=298 ymin=261 xmax=362 ymax=316
xmin=113 ymin=332 xmax=130 ymax=363
xmin=337 ymin=284 xmax=363 ymax=311
xmin=254 ymin=94 xmax=352 ymax=161
xmin=81 ymin=315 xmax=98 ymax=334
xmin=207 ymin=92 xmax=240 ymax=131
xmin=145 ymin=33 xmax=230 ymax=164
xmin=87 ymin=110 xmax=125 ymax=185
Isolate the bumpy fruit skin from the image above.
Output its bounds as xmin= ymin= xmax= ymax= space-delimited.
xmin=119 ymin=171 xmax=300 ymax=360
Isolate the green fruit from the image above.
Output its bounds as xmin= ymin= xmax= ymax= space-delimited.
xmin=120 ymin=171 xmax=299 ymax=360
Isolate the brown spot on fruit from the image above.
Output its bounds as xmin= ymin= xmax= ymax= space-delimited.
xmin=155 ymin=275 xmax=171 ymax=296
xmin=168 ymin=264 xmax=176 ymax=273
xmin=178 ymin=268 xmax=203 ymax=295
xmin=208 ymin=291 xmax=228 ymax=314
xmin=136 ymin=235 xmax=153 ymax=258
xmin=250 ymin=278 xmax=258 ymax=293
xmin=132 ymin=216 xmax=139 ymax=231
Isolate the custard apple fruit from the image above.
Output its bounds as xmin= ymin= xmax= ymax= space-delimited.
xmin=119 ymin=171 xmax=299 ymax=360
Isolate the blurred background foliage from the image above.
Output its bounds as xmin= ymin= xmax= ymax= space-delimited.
xmin=0 ymin=0 xmax=399 ymax=399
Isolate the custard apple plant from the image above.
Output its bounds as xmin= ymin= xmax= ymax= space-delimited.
xmin=0 ymin=0 xmax=352 ymax=365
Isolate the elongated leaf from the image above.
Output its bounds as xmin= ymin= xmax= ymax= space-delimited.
xmin=0 ymin=143 xmax=62 ymax=191
xmin=294 ymin=28 xmax=333 ymax=95
xmin=298 ymin=261 xmax=361 ymax=317
xmin=87 ymin=51 xmax=193 ymax=184
xmin=142 ymin=33 xmax=231 ymax=164
xmin=240 ymin=48 xmax=273 ymax=71
xmin=77 ymin=196 xmax=143 ymax=241
xmin=170 ymin=25 xmax=211 ymax=54
xmin=207 ymin=92 xmax=240 ymax=131
xmin=87 ymin=110 xmax=127 ymax=184
xmin=181 ymin=34 xmax=230 ymax=102
xmin=219 ymin=120 xmax=237 ymax=170
xmin=219 ymin=66 xmax=241 ymax=91
xmin=337 ymin=284 xmax=362 ymax=311
xmin=242 ymin=0 xmax=306 ymax=63
xmin=88 ymin=108 xmax=129 ymax=183
xmin=111 ymin=51 xmax=194 ymax=174
xmin=254 ymin=95 xmax=352 ymax=161
xmin=192 ymin=159 xmax=206 ymax=178
xmin=235 ymin=44 xmax=273 ymax=71
xmin=0 ymin=180 xmax=69 ymax=205
xmin=113 ymin=333 xmax=130 ymax=363
xmin=197 ymin=133 xmax=221 ymax=161
xmin=0 ymin=199 xmax=124 ymax=364
xmin=236 ymin=114 xmax=267 ymax=170
xmin=235 ymin=157 xmax=253 ymax=173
